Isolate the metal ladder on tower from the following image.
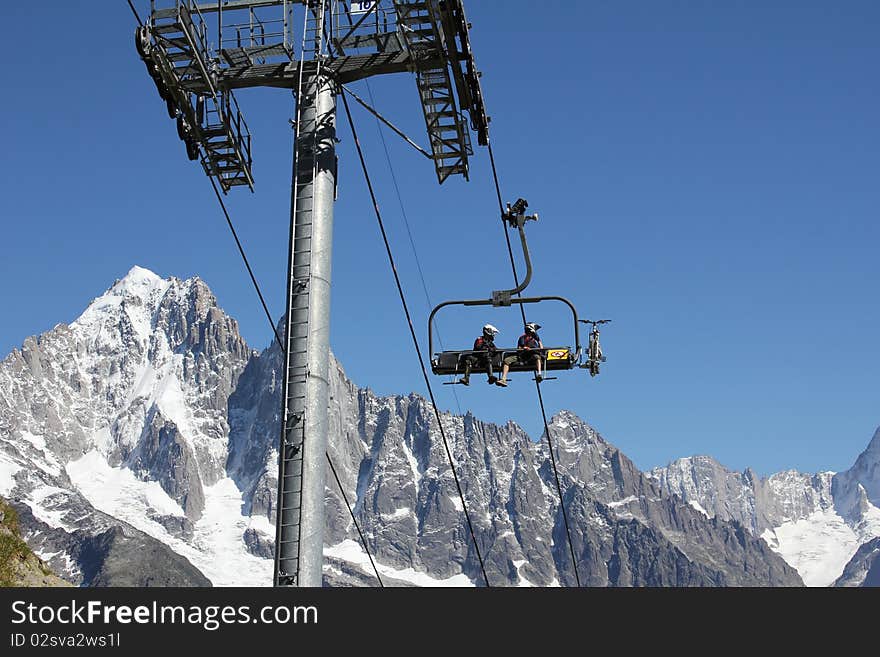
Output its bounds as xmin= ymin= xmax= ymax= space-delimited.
xmin=393 ymin=0 xmax=471 ymax=183
xmin=274 ymin=0 xmax=329 ymax=588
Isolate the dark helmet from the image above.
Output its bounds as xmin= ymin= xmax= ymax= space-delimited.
xmin=525 ymin=322 xmax=541 ymax=334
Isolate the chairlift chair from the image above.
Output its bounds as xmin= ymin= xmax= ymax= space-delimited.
xmin=428 ymin=199 xmax=587 ymax=383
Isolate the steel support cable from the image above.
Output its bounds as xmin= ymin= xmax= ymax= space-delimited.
xmin=207 ymin=176 xmax=283 ymax=348
xmin=485 ymin=140 xmax=582 ymax=587
xmin=342 ymin=92 xmax=491 ymax=587
xmin=360 ymin=80 xmax=463 ymax=416
xmin=127 ymin=0 xmax=144 ymax=26
xmin=341 ymin=84 xmax=433 ymax=161
xmin=127 ymin=0 xmax=382 ymax=587
xmin=326 ymin=452 xmax=384 ymax=587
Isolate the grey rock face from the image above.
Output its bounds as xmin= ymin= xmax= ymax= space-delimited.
xmin=243 ymin=527 xmax=274 ymax=559
xmin=8 ymin=498 xmax=208 ymax=587
xmin=834 ymin=537 xmax=880 ymax=587
xmin=79 ymin=525 xmax=212 ymax=587
xmin=226 ymin=330 xmax=284 ymax=520
xmin=648 ymin=457 xmax=837 ymax=534
xmin=832 ymin=428 xmax=880 ymax=522
xmin=129 ymin=408 xmax=205 ymax=519
xmin=527 ymin=414 xmax=800 ymax=586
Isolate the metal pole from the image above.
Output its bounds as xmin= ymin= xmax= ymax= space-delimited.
xmin=274 ymin=72 xmax=336 ymax=587
xmin=298 ymin=74 xmax=335 ymax=586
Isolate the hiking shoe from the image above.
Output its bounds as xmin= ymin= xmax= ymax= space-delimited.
xmin=458 ymin=378 xmax=470 ymax=386
xmin=487 ymin=376 xmax=498 ymax=384
xmin=495 ymin=379 xmax=508 ymax=387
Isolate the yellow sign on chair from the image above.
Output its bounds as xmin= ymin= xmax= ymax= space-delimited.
xmin=546 ymin=348 xmax=570 ymax=361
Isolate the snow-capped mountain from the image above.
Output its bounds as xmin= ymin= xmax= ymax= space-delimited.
xmin=0 ymin=266 xmax=841 ymax=586
xmin=649 ymin=429 xmax=880 ymax=587
xmin=0 ymin=267 xmax=250 ymax=585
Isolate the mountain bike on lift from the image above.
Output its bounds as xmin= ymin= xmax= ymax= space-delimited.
xmin=579 ymin=319 xmax=610 ymax=377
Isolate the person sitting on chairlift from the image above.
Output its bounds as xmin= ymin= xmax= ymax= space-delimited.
xmin=459 ymin=324 xmax=499 ymax=386
xmin=497 ymin=322 xmax=544 ymax=386
xmin=495 ymin=322 xmax=544 ymax=386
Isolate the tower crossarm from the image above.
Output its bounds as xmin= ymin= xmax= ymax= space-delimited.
xmin=184 ymin=49 xmax=431 ymax=93
xmin=142 ymin=1 xmax=487 ymax=187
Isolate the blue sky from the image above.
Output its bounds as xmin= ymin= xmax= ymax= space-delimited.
xmin=0 ymin=1 xmax=877 ymax=476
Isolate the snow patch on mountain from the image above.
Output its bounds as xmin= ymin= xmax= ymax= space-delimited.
xmin=851 ymin=501 xmax=880 ymax=547
xmin=0 ymin=453 xmax=22 ymax=495
xmin=27 ymin=485 xmax=74 ymax=530
xmin=512 ymin=559 xmax=535 ymax=587
xmin=381 ymin=507 xmax=411 ymax=521
xmin=608 ymin=495 xmax=639 ymax=509
xmin=191 ymin=478 xmax=274 ymax=586
xmin=17 ymin=432 xmax=63 ymax=477
xmin=324 ymin=540 xmax=475 ymax=587
xmin=67 ymin=450 xmax=272 ymax=586
xmin=761 ymin=508 xmax=859 ymax=587
xmin=73 ymin=266 xmax=171 ymax=345
xmin=67 ymin=450 xmax=186 ymax=519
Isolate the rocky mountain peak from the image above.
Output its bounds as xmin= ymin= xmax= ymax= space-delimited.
xmin=107 ymin=265 xmax=167 ymax=298
xmin=832 ymin=426 xmax=880 ymax=526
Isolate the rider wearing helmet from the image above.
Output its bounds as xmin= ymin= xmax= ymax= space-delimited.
xmin=459 ymin=324 xmax=500 ymax=386
xmin=497 ymin=322 xmax=544 ymax=386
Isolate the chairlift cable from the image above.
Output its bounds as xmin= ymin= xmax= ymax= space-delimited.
xmin=327 ymin=452 xmax=384 ymax=587
xmin=361 ymin=79 xmax=463 ymax=416
xmin=342 ymin=91 xmax=491 ymax=587
xmin=207 ymin=176 xmax=283 ymax=349
xmin=485 ymin=139 xmax=582 ymax=587
xmin=127 ymin=0 xmax=144 ymax=27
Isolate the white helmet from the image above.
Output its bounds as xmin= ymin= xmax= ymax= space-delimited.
xmin=525 ymin=322 xmax=541 ymax=333
xmin=482 ymin=323 xmax=499 ymax=336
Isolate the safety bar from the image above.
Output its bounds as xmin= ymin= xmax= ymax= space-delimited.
xmin=428 ymin=295 xmax=582 ymax=365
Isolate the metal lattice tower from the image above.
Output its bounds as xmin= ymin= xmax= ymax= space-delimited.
xmin=135 ymin=0 xmax=490 ymax=587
